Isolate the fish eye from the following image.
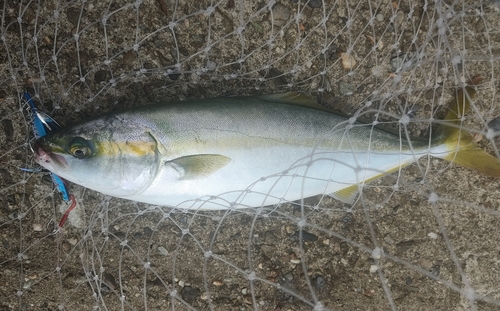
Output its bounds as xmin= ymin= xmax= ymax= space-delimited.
xmin=68 ymin=137 xmax=93 ymax=159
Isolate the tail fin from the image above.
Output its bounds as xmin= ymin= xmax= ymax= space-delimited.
xmin=436 ymin=84 xmax=500 ymax=177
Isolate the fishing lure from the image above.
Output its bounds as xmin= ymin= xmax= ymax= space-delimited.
xmin=23 ymin=92 xmax=76 ymax=228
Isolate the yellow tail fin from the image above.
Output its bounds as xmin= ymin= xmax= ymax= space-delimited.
xmin=436 ymin=84 xmax=500 ymax=177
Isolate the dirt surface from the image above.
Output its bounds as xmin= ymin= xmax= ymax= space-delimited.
xmin=1 ymin=0 xmax=500 ymax=310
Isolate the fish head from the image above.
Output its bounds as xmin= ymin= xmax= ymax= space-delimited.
xmin=33 ymin=115 xmax=161 ymax=197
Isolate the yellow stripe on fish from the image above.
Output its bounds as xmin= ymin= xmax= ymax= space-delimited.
xmin=95 ymin=141 xmax=158 ymax=157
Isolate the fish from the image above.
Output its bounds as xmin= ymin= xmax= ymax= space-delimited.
xmin=33 ymin=89 xmax=500 ymax=210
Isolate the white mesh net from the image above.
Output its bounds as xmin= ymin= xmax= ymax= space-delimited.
xmin=1 ymin=0 xmax=500 ymax=310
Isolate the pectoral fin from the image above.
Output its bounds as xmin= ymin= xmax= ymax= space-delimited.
xmin=166 ymin=154 xmax=231 ymax=180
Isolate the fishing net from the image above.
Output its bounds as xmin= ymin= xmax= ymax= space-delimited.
xmin=1 ymin=0 xmax=500 ymax=310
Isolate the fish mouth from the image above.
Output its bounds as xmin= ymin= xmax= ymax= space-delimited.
xmin=33 ymin=141 xmax=68 ymax=171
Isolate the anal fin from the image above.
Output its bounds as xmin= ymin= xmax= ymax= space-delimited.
xmin=328 ymin=184 xmax=359 ymax=204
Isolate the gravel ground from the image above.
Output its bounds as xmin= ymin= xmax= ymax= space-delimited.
xmin=1 ymin=0 xmax=500 ymax=310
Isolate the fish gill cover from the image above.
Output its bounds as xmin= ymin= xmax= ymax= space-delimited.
xmin=1 ymin=0 xmax=500 ymax=310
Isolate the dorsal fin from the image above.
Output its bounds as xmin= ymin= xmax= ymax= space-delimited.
xmin=257 ymin=92 xmax=336 ymax=114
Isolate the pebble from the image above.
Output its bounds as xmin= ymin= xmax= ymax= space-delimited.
xmin=488 ymin=117 xmax=500 ymax=133
xmin=200 ymin=292 xmax=209 ymax=300
xmin=338 ymin=81 xmax=353 ymax=95
xmin=424 ymin=89 xmax=435 ymax=100
xmin=206 ymin=60 xmax=217 ymax=71
xmin=307 ymin=0 xmax=322 ymax=8
xmin=396 ymin=240 xmax=415 ymax=253
xmin=32 ymin=223 xmax=43 ymax=232
xmin=376 ymin=13 xmax=384 ymax=22
xmin=427 ymin=232 xmax=438 ymax=239
xmin=340 ymin=53 xmax=356 ymax=70
xmin=212 ymin=280 xmax=224 ymax=286
xmin=315 ymin=275 xmax=325 ymax=287
xmin=270 ymin=3 xmax=290 ymax=27
xmin=390 ymin=56 xmax=404 ymax=71
xmin=430 ymin=265 xmax=440 ymax=277
xmin=158 ymin=246 xmax=168 ymax=256
xmin=168 ymin=70 xmax=181 ymax=81
xmin=122 ymin=50 xmax=137 ymax=66
xmin=291 ymin=230 xmax=318 ymax=242
xmin=181 ymin=287 xmax=200 ymax=303
xmin=102 ymin=272 xmax=117 ymax=291
xmin=94 ymin=70 xmax=107 ymax=83
xmin=66 ymin=7 xmax=82 ymax=26
xmin=28 ymin=273 xmax=38 ymax=280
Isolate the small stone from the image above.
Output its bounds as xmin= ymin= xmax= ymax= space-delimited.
xmin=488 ymin=118 xmax=500 ymax=133
xmin=430 ymin=265 xmax=440 ymax=277
xmin=94 ymin=70 xmax=107 ymax=83
xmin=67 ymin=237 xmax=78 ymax=245
xmin=66 ymin=7 xmax=83 ymax=25
xmin=340 ymin=53 xmax=356 ymax=70
xmin=376 ymin=13 xmax=384 ymax=22
xmin=270 ymin=3 xmax=290 ymax=27
xmin=212 ymin=280 xmax=223 ymax=286
xmin=396 ymin=240 xmax=415 ymax=253
xmin=391 ymin=56 xmax=404 ymax=71
xmin=32 ymin=224 xmax=43 ymax=232
xmin=168 ymin=71 xmax=181 ymax=81
xmin=206 ymin=60 xmax=217 ymax=71
xmin=384 ymin=236 xmax=395 ymax=245
xmin=427 ymin=232 xmax=438 ymax=239
xmin=315 ymin=275 xmax=325 ymax=287
xmin=338 ymin=81 xmax=354 ymax=95
xmin=307 ymin=0 xmax=322 ymax=8
xmin=334 ymin=242 xmax=341 ymax=253
xmin=143 ymin=227 xmax=153 ymax=236
xmin=179 ymin=46 xmax=189 ymax=56
xmin=424 ymin=89 xmax=435 ymax=100
xmin=102 ymin=273 xmax=117 ymax=291
xmin=28 ymin=273 xmax=38 ymax=280
xmin=181 ymin=287 xmax=200 ymax=303
xmin=291 ymin=230 xmax=318 ymax=242
xmin=158 ymin=246 xmax=168 ymax=256
xmin=241 ymin=288 xmax=248 ymax=295
xmin=122 ymin=50 xmax=137 ymax=66
xmin=369 ymin=265 xmax=379 ymax=273
xmin=290 ymin=259 xmax=301 ymax=264
xmin=371 ymin=247 xmax=383 ymax=259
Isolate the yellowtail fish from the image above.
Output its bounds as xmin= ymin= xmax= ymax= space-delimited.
xmin=34 ymin=89 xmax=500 ymax=210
